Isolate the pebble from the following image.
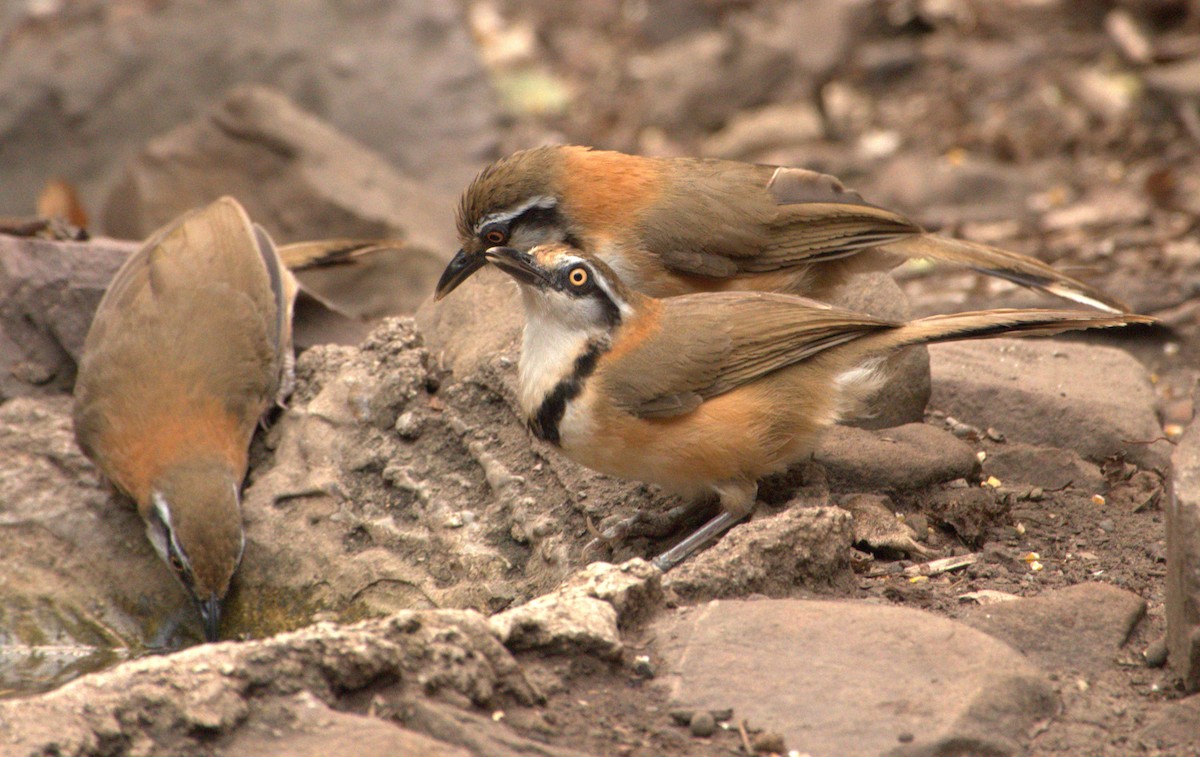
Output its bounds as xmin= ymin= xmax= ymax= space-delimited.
xmin=394 ymin=411 xmax=423 ymax=440
xmin=752 ymin=731 xmax=786 ymax=753
xmin=1144 ymin=638 xmax=1169 ymax=668
xmin=898 ymin=731 xmax=915 ymax=743
xmin=689 ymin=711 xmax=716 ymax=738
xmin=632 ymin=655 xmax=655 ymax=679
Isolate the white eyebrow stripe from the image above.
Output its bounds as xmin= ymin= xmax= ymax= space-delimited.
xmin=476 ymin=195 xmax=558 ymax=233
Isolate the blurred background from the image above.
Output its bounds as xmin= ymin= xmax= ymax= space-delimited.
xmin=2 ymin=0 xmax=1200 ymax=326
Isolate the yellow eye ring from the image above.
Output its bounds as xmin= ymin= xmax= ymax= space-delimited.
xmin=568 ymin=267 xmax=588 ymax=287
xmin=485 ymin=230 xmax=506 ymax=245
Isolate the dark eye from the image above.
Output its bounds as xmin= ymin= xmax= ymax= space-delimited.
xmin=568 ymin=266 xmax=589 ymax=287
xmin=483 ymin=228 xmax=507 ymax=245
xmin=169 ymin=553 xmax=185 ymax=573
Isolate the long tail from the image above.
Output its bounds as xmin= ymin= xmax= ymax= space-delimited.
xmin=882 ymin=234 xmax=1130 ymax=314
xmin=277 ymin=239 xmax=403 ymax=271
xmin=857 ymin=308 xmax=1153 ymax=355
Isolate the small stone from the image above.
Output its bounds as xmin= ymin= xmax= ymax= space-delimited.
xmin=1144 ymin=638 xmax=1169 ymax=668
xmin=689 ymin=710 xmax=716 ymax=738
xmin=394 ymin=411 xmax=423 ymax=440
xmin=632 ymin=655 xmax=655 ymax=679
xmin=1097 ymin=519 xmax=1115 ymax=533
xmin=752 ymin=731 xmax=786 ymax=753
xmin=898 ymin=731 xmax=915 ymax=743
xmin=1028 ymin=487 xmax=1044 ymax=501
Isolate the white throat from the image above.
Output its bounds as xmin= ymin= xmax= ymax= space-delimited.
xmin=516 ymin=287 xmax=604 ymax=416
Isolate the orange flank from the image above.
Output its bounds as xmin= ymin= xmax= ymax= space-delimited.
xmin=95 ymin=397 xmax=250 ymax=508
xmin=576 ymin=369 xmax=835 ymax=511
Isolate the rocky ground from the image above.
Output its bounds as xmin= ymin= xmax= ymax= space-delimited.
xmin=3 ymin=0 xmax=1200 ymax=755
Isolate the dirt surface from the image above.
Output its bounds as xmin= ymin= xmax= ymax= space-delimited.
xmin=3 ymin=1 xmax=1200 ymax=755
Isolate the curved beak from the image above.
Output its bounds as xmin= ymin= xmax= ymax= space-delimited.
xmin=482 ymin=246 xmax=551 ymax=288
xmin=197 ymin=594 xmax=223 ymax=642
xmin=434 ymin=248 xmax=487 ymax=300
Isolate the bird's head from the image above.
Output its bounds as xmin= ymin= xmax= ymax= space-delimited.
xmin=437 ymin=147 xmax=580 ymax=299
xmin=482 ymin=243 xmax=638 ymax=335
xmin=145 ymin=458 xmax=245 ymax=642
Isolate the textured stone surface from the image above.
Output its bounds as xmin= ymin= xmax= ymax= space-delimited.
xmin=489 ymin=560 xmax=663 ymax=658
xmin=0 ymin=235 xmax=134 ymax=399
xmin=929 ymin=339 xmax=1169 ymax=470
xmin=655 ymin=599 xmax=1057 ymax=756
xmin=663 ymin=506 xmax=855 ymax=602
xmin=816 ymin=422 xmax=980 ymax=492
xmin=1169 ymin=424 xmax=1200 ymax=691
xmin=962 ymin=583 xmax=1147 ymax=673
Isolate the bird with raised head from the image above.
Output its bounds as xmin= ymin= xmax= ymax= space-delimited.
xmin=73 ymin=196 xmax=296 ymax=642
xmin=483 ymin=242 xmax=1149 ymax=569
xmin=436 ymin=145 xmax=1127 ymax=314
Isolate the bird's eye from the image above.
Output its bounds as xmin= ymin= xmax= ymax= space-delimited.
xmin=568 ymin=267 xmax=589 ymax=287
xmin=169 ymin=554 xmax=185 ymax=573
xmin=484 ymin=228 xmax=507 ymax=245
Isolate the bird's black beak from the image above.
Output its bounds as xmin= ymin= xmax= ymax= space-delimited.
xmin=482 ymin=246 xmax=551 ymax=288
xmin=434 ymin=248 xmax=487 ymax=300
xmin=197 ymin=594 xmax=223 ymax=642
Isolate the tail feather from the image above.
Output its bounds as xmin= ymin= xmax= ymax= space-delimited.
xmin=867 ymin=309 xmax=1153 ymax=353
xmin=277 ymin=239 xmax=403 ymax=271
xmin=882 ymin=235 xmax=1130 ymax=314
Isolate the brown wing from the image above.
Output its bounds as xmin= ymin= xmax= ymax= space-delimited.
xmin=597 ymin=292 xmax=896 ymax=419
xmin=74 ymin=199 xmax=290 ymax=474
xmin=639 ymin=160 xmax=1127 ymax=312
xmin=640 ymin=161 xmax=920 ymax=277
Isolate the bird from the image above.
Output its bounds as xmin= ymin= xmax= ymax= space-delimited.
xmin=72 ymin=196 xmax=296 ymax=642
xmin=435 ymin=145 xmax=1127 ymax=314
xmin=482 ymin=242 xmax=1149 ymax=570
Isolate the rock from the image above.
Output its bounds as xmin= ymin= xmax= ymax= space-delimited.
xmin=0 ymin=235 xmax=134 ymax=399
xmin=826 ymin=272 xmax=930 ymax=430
xmin=223 ymin=693 xmax=470 ymax=757
xmin=1133 ymin=692 xmax=1200 ymax=753
xmin=962 ymin=583 xmax=1146 ymax=673
xmin=842 ymin=493 xmax=931 ymax=558
xmin=488 ymin=560 xmax=663 ymax=658
xmin=654 ymin=599 xmax=1057 ymax=756
xmin=816 ymin=423 xmax=980 ymax=491
xmin=689 ymin=710 xmax=716 ymax=738
xmin=103 ymin=85 xmax=453 ymax=318
xmin=416 ymin=268 xmax=524 ymax=378
xmin=0 ymin=395 xmax=192 ymax=690
xmin=916 ymin=485 xmax=1009 ymax=546
xmin=982 ymin=443 xmax=1106 ymax=494
xmin=629 ymin=28 xmax=794 ymax=134
xmin=928 ymin=339 xmax=1169 ymax=470
xmin=700 ymin=102 xmax=824 ymax=161
xmin=0 ymin=610 xmax=537 ymax=755
xmin=393 ymin=697 xmax=588 ymax=757
xmin=0 ymin=0 xmax=499 ymax=219
xmin=664 ymin=506 xmax=855 ymax=602
xmin=1168 ymin=424 xmax=1200 ymax=691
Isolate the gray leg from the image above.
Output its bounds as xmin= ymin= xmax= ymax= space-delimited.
xmin=649 ymin=479 xmax=758 ymax=571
